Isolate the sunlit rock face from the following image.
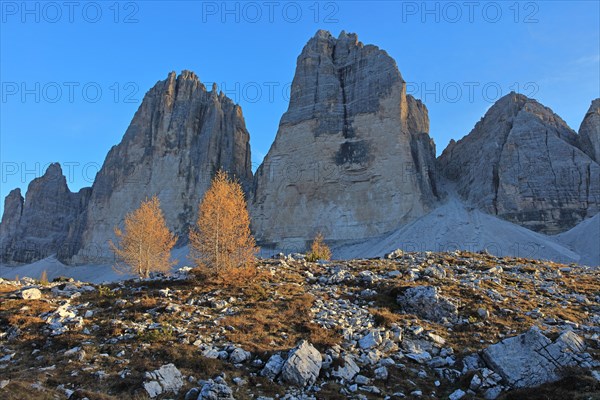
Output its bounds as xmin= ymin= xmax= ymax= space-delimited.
xmin=251 ymin=30 xmax=438 ymax=251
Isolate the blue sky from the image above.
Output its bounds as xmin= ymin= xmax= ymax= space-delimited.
xmin=1 ymin=1 xmax=599 ymax=214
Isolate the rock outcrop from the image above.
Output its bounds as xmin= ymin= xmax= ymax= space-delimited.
xmin=482 ymin=327 xmax=593 ymax=389
xmin=438 ymin=92 xmax=600 ymax=234
xmin=578 ymin=98 xmax=600 ymax=163
xmin=0 ymin=164 xmax=90 ymax=264
xmin=70 ymin=71 xmax=252 ymax=263
xmin=251 ymin=30 xmax=438 ymax=251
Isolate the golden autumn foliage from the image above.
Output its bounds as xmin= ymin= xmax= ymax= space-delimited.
xmin=110 ymin=196 xmax=177 ymax=278
xmin=189 ymin=170 xmax=257 ymax=281
xmin=306 ymin=232 xmax=331 ymax=262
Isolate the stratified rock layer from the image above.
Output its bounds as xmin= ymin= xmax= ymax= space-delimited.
xmin=251 ymin=30 xmax=438 ymax=251
xmin=438 ymin=92 xmax=600 ymax=234
xmin=71 ymin=71 xmax=252 ymax=263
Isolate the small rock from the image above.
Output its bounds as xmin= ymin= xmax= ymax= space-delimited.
xmin=427 ymin=332 xmax=446 ymax=346
xmin=470 ymin=374 xmax=482 ymax=390
xmin=332 ymin=355 xmax=360 ymax=381
xmin=202 ymin=348 xmax=220 ymax=359
xmin=359 ymin=330 xmax=383 ymax=349
xmin=229 ymin=348 xmax=251 ymax=364
xmin=261 ymin=354 xmax=285 ymax=380
xmin=63 ymin=347 xmax=81 ymax=357
xmin=449 ymin=389 xmax=466 ymax=400
xmin=360 ymin=385 xmax=381 ymax=394
xmin=281 ymin=340 xmax=322 ymax=387
xmin=21 ymin=288 xmax=42 ymax=300
xmin=374 ymin=366 xmax=388 ymax=380
xmin=379 ymin=357 xmax=395 ymax=367
xmin=198 ymin=377 xmax=234 ymax=400
xmin=143 ymin=364 xmax=183 ymax=398
xmin=424 ymin=265 xmax=446 ymax=279
xmin=387 ymin=270 xmax=402 ymax=278
xmin=462 ymin=354 xmax=484 ymax=373
xmin=405 ymin=351 xmax=432 ymax=364
xmin=232 ymin=377 xmax=246 ymax=386
xmin=386 ymin=249 xmax=404 ymax=259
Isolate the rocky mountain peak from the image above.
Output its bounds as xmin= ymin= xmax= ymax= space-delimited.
xmin=281 ymin=30 xmax=403 ymax=131
xmin=69 ymin=70 xmax=252 ymax=264
xmin=0 ymin=163 xmax=90 ymax=264
xmin=251 ymin=30 xmax=437 ymax=251
xmin=578 ymin=98 xmax=600 ymax=162
xmin=44 ymin=162 xmax=64 ymax=178
xmin=0 ymin=189 xmax=24 ymax=246
xmin=438 ymin=92 xmax=599 ymax=233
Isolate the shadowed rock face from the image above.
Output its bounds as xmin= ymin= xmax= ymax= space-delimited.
xmin=578 ymin=98 xmax=600 ymax=163
xmin=438 ymin=92 xmax=600 ymax=234
xmin=0 ymin=189 xmax=23 ymax=244
xmin=69 ymin=71 xmax=252 ymax=263
xmin=251 ymin=30 xmax=438 ymax=251
xmin=0 ymin=164 xmax=90 ymax=264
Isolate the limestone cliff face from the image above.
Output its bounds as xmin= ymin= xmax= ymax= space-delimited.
xmin=251 ymin=30 xmax=438 ymax=250
xmin=70 ymin=71 xmax=252 ymax=263
xmin=578 ymin=98 xmax=600 ymax=163
xmin=438 ymin=92 xmax=600 ymax=234
xmin=0 ymin=164 xmax=90 ymax=264
xmin=0 ymin=189 xmax=23 ymax=245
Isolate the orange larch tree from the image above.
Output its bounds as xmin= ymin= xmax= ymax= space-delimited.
xmin=306 ymin=232 xmax=332 ymax=262
xmin=110 ymin=195 xmax=177 ymax=278
xmin=189 ymin=170 xmax=257 ymax=281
